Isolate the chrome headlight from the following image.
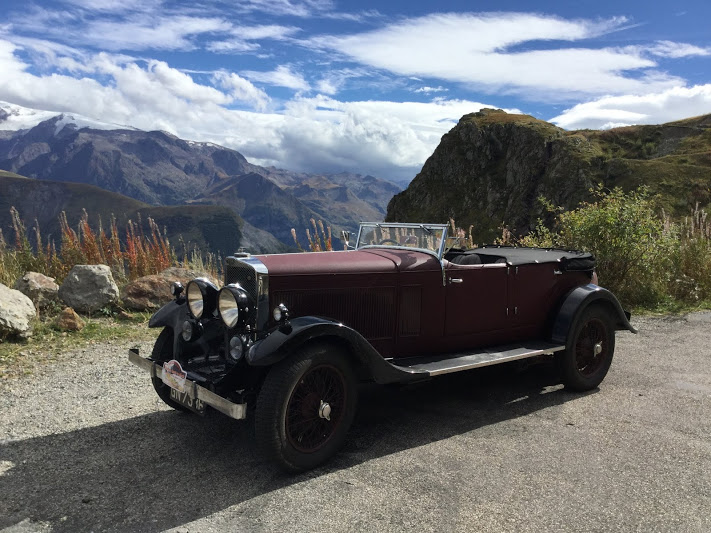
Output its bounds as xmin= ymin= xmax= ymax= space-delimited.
xmin=186 ymin=278 xmax=218 ymax=319
xmin=218 ymin=284 xmax=249 ymax=328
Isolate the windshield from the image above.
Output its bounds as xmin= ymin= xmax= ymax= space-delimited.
xmin=356 ymin=223 xmax=448 ymax=258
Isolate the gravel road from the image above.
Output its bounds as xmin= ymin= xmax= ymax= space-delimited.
xmin=1 ymin=314 xmax=710 ymax=533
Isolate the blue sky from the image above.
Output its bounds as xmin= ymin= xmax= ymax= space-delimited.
xmin=1 ymin=0 xmax=710 ymax=182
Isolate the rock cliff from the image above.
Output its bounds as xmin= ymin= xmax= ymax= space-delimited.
xmin=386 ymin=109 xmax=711 ymax=241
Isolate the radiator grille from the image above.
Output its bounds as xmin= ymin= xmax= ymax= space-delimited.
xmin=223 ymin=258 xmax=264 ymax=330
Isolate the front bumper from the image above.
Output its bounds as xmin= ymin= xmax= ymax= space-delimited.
xmin=128 ymin=348 xmax=247 ymax=420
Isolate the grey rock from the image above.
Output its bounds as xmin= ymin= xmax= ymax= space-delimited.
xmin=13 ymin=272 xmax=59 ymax=310
xmin=0 ymin=283 xmax=36 ymax=339
xmin=58 ymin=265 xmax=119 ymax=313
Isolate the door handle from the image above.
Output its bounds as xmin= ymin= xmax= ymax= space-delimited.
xmin=448 ymin=277 xmax=463 ymax=284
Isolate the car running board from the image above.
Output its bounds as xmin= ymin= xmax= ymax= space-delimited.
xmin=391 ymin=341 xmax=566 ymax=377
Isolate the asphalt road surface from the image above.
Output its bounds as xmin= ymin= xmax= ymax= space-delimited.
xmin=1 ymin=313 xmax=710 ymax=532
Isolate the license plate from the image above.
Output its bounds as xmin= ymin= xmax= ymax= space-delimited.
xmin=169 ymin=387 xmax=206 ymax=414
xmin=162 ymin=359 xmax=205 ymax=414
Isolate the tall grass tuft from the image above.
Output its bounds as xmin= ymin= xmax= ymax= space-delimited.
xmin=1 ymin=207 xmax=179 ymax=286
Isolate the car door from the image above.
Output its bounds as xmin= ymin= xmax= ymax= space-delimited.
xmin=443 ymin=262 xmax=509 ymax=351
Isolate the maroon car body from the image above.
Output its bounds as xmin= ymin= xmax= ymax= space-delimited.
xmin=129 ymin=222 xmax=636 ymax=472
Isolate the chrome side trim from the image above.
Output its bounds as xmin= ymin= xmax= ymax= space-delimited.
xmin=128 ymin=348 xmax=247 ymax=420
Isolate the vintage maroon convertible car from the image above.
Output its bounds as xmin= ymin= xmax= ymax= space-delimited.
xmin=129 ymin=222 xmax=636 ymax=472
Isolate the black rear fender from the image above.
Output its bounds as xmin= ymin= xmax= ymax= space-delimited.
xmin=551 ymin=284 xmax=637 ymax=348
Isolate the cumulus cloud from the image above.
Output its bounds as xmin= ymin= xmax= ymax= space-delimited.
xmin=550 ymin=85 xmax=711 ymax=129
xmin=0 ymin=39 xmax=504 ymax=181
xmin=309 ymin=13 xmax=688 ymax=97
xmin=242 ymin=65 xmax=310 ymax=91
xmin=213 ymin=71 xmax=271 ymax=110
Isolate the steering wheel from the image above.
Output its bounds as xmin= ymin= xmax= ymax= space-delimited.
xmin=378 ymin=239 xmax=399 ymax=245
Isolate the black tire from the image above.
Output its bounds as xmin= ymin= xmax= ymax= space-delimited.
xmin=255 ymin=343 xmax=358 ymax=473
xmin=558 ymin=305 xmax=615 ymax=391
xmin=150 ymin=328 xmax=190 ymax=412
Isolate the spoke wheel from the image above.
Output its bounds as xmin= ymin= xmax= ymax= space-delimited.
xmin=256 ymin=343 xmax=357 ymax=473
xmin=574 ymin=318 xmax=608 ymax=377
xmin=286 ymin=364 xmax=347 ymax=453
xmin=558 ymin=305 xmax=615 ymax=391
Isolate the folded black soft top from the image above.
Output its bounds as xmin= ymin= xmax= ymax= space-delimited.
xmin=456 ymin=245 xmax=596 ymax=271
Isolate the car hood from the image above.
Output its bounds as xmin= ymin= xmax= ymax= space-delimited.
xmin=254 ymin=248 xmax=440 ymax=276
xmin=255 ymin=249 xmax=397 ymax=276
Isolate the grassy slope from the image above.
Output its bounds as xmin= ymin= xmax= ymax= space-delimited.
xmin=575 ymin=116 xmax=711 ymax=213
xmin=0 ymin=171 xmax=244 ymax=255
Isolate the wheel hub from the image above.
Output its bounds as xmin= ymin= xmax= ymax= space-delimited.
xmin=594 ymin=342 xmax=603 ymax=355
xmin=319 ymin=400 xmax=332 ymax=421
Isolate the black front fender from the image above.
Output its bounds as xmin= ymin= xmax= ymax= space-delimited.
xmin=147 ymin=299 xmax=189 ymax=358
xmin=551 ymin=284 xmax=637 ymax=347
xmin=246 ymin=316 xmax=426 ymax=384
xmin=148 ymin=299 xmax=188 ymax=330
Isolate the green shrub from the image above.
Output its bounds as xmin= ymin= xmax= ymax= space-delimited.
xmin=523 ymin=186 xmax=678 ymax=308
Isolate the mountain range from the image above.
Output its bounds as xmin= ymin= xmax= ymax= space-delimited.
xmin=0 ymin=104 xmax=401 ymax=254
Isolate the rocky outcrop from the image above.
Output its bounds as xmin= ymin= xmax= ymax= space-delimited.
xmin=0 ymin=283 xmax=36 ymax=338
xmin=387 ymin=109 xmax=711 ymax=242
xmin=14 ymin=272 xmax=59 ymax=310
xmin=121 ymin=267 xmax=217 ymax=311
xmin=58 ymin=265 xmax=119 ymax=313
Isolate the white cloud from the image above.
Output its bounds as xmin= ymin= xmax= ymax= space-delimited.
xmin=309 ymin=13 xmax=689 ymax=97
xmin=263 ymin=96 xmax=516 ymax=177
xmin=647 ymin=40 xmax=711 ymax=58
xmin=242 ymin=65 xmax=310 ymax=91
xmin=550 ymin=85 xmax=711 ymax=129
xmin=82 ymin=16 xmax=232 ymax=51
xmin=415 ymin=86 xmax=447 ymax=94
xmin=61 ymin=0 xmax=162 ymax=12
xmin=207 ymin=24 xmax=300 ymax=54
xmin=0 ymin=39 xmax=506 ymax=180
xmin=223 ymin=0 xmax=333 ymax=17
xmin=213 ymin=71 xmax=271 ymax=110
xmin=206 ymin=40 xmax=261 ymax=54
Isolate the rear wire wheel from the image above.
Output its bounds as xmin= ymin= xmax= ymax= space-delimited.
xmin=150 ymin=327 xmax=190 ymax=412
xmin=255 ymin=343 xmax=358 ymax=473
xmin=558 ymin=305 xmax=615 ymax=391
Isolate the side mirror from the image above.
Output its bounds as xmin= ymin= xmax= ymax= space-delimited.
xmin=341 ymin=230 xmax=351 ymax=249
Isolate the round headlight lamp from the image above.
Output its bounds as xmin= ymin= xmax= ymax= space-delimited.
xmin=186 ymin=278 xmax=218 ymax=319
xmin=229 ymin=336 xmax=244 ymax=360
xmin=218 ymin=284 xmax=249 ymax=328
xmin=181 ymin=320 xmax=194 ymax=342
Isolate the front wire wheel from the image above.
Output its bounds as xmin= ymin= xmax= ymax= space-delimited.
xmin=255 ymin=343 xmax=358 ymax=473
xmin=559 ymin=305 xmax=615 ymax=391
